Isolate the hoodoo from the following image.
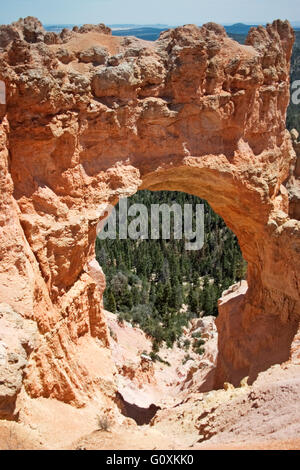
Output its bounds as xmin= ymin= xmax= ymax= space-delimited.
xmin=0 ymin=17 xmax=299 ymax=420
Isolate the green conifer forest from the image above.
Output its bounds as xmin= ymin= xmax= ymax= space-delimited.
xmin=96 ymin=191 xmax=247 ymax=350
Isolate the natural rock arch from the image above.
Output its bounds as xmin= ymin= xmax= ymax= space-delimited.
xmin=0 ymin=17 xmax=299 ymax=413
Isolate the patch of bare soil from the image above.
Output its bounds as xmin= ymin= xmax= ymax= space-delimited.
xmin=151 ymin=363 xmax=300 ymax=450
xmin=0 ymin=421 xmax=44 ymax=450
xmin=49 ymin=32 xmax=123 ymax=56
xmin=69 ymin=423 xmax=181 ymax=450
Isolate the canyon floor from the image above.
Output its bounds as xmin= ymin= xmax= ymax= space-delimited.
xmin=1 ymin=308 xmax=300 ymax=450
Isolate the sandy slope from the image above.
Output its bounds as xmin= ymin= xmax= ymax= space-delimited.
xmin=1 ymin=313 xmax=299 ymax=450
xmin=67 ymin=363 xmax=300 ymax=450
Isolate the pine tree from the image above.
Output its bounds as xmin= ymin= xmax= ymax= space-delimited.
xmin=188 ymin=286 xmax=199 ymax=316
xmin=106 ymin=289 xmax=117 ymax=313
xmin=235 ymin=258 xmax=247 ymax=283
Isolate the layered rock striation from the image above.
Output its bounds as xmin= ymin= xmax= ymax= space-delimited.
xmin=0 ymin=17 xmax=299 ymax=417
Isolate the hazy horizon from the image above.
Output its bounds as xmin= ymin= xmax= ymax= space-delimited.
xmin=41 ymin=21 xmax=300 ymax=27
xmin=2 ymin=0 xmax=300 ymax=26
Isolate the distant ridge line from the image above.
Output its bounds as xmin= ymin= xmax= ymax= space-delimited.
xmin=44 ymin=22 xmax=300 ymax=36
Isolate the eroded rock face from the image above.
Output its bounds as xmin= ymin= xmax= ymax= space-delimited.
xmin=286 ymin=129 xmax=300 ymax=220
xmin=0 ymin=304 xmax=38 ymax=419
xmin=0 ymin=16 xmax=112 ymax=50
xmin=180 ymin=316 xmax=218 ymax=394
xmin=0 ymin=17 xmax=299 ymax=414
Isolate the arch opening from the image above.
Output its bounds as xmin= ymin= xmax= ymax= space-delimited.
xmin=96 ymin=187 xmax=250 ymax=413
xmin=97 ymin=189 xmax=246 ymax=341
xmin=93 ymin=157 xmax=300 ymax=394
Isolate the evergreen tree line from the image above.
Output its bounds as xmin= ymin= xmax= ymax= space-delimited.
xmin=96 ymin=191 xmax=247 ymax=350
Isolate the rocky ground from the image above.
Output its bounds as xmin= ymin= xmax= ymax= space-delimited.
xmin=106 ymin=309 xmax=218 ymax=410
xmin=1 ymin=309 xmax=299 ymax=450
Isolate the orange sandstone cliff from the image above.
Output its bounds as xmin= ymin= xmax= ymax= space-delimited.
xmin=0 ymin=17 xmax=299 ymax=421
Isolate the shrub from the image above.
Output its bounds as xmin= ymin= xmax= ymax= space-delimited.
xmin=193 ymin=338 xmax=205 ymax=348
xmin=108 ymin=327 xmax=117 ymax=341
xmin=182 ymin=354 xmax=194 ymax=365
xmin=194 ymin=347 xmax=205 ymax=355
xmin=97 ymin=414 xmax=112 ymax=432
xmin=193 ymin=338 xmax=205 ymax=355
xmin=149 ymin=351 xmax=171 ymax=366
xmin=191 ymin=330 xmax=202 ymax=339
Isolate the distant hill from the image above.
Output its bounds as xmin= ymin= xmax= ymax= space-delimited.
xmin=112 ymin=26 xmax=167 ymax=41
xmin=44 ymin=24 xmax=75 ymax=32
xmin=224 ymin=23 xmax=258 ymax=34
xmin=44 ymin=22 xmax=299 ymax=38
xmin=111 ymin=22 xmax=300 ymax=42
xmin=109 ymin=24 xmax=168 ymax=28
xmin=110 ymin=26 xmax=250 ymax=43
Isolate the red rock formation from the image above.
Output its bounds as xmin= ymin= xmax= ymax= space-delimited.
xmin=0 ymin=16 xmax=112 ymax=49
xmin=0 ymin=17 xmax=299 ymax=416
xmin=286 ymin=129 xmax=300 ymax=220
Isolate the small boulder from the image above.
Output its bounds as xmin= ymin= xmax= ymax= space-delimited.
xmin=56 ymin=48 xmax=75 ymax=64
xmin=0 ymin=25 xmax=20 ymax=49
xmin=44 ymin=31 xmax=61 ymax=45
xmin=92 ymin=62 xmax=139 ymax=97
xmin=78 ymin=24 xmax=111 ymax=35
xmin=79 ymin=46 xmax=108 ymax=65
xmin=224 ymin=382 xmax=235 ymax=391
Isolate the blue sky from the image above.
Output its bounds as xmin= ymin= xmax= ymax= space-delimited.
xmin=2 ymin=0 xmax=300 ymax=26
